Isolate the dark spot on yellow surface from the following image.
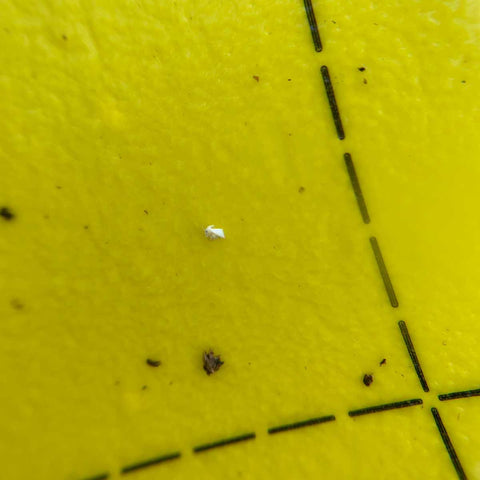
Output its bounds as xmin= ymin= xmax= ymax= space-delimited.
xmin=363 ymin=373 xmax=374 ymax=386
xmin=298 ymin=186 xmax=305 ymax=193
xmin=142 ymin=385 xmax=148 ymax=390
xmin=62 ymin=34 xmax=68 ymax=41
xmin=0 ymin=207 xmax=14 ymax=220
xmin=287 ymin=78 xmax=291 ymax=81
xmin=10 ymin=298 xmax=24 ymax=310
xmin=83 ymin=225 xmax=89 ymax=230
xmin=358 ymin=67 xmax=366 ymax=72
xmin=144 ymin=209 xmax=149 ymax=214
xmin=380 ymin=358 xmax=386 ymax=366
xmin=203 ymin=350 xmax=224 ymax=375
xmin=363 ymin=78 xmax=368 ymax=84
xmin=146 ymin=358 xmax=161 ymax=367
xmin=252 ymin=75 xmax=260 ymax=82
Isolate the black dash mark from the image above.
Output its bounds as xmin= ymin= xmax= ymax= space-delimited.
xmin=193 ymin=433 xmax=256 ymax=453
xmin=348 ymin=398 xmax=422 ymax=417
xmin=0 ymin=207 xmax=14 ymax=220
xmin=439 ymin=388 xmax=480 ymax=402
xmin=80 ymin=474 xmax=109 ymax=480
xmin=303 ymin=0 xmax=322 ymax=52
xmin=344 ymin=153 xmax=370 ymax=224
xmin=369 ymin=237 xmax=399 ymax=307
xmin=268 ymin=415 xmax=335 ymax=434
xmin=121 ymin=452 xmax=181 ymax=474
xmin=398 ymin=321 xmax=430 ymax=392
xmin=320 ymin=66 xmax=345 ymax=140
xmin=431 ymin=408 xmax=467 ymax=480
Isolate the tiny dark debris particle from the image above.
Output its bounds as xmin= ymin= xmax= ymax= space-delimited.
xmin=379 ymin=358 xmax=386 ymax=366
xmin=203 ymin=350 xmax=224 ymax=375
xmin=0 ymin=207 xmax=14 ymax=221
xmin=363 ymin=78 xmax=368 ymax=84
xmin=10 ymin=298 xmax=24 ymax=310
xmin=461 ymin=80 xmax=466 ymax=84
xmin=62 ymin=34 xmax=68 ymax=41
xmin=358 ymin=67 xmax=366 ymax=72
xmin=298 ymin=186 xmax=305 ymax=193
xmin=252 ymin=75 xmax=260 ymax=82
xmin=146 ymin=358 xmax=161 ymax=367
xmin=142 ymin=385 xmax=148 ymax=390
xmin=144 ymin=209 xmax=149 ymax=214
xmin=363 ymin=374 xmax=374 ymax=386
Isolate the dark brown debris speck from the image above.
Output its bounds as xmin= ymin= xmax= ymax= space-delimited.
xmin=0 ymin=207 xmax=14 ymax=220
xmin=203 ymin=350 xmax=224 ymax=375
xmin=363 ymin=374 xmax=374 ymax=386
xmin=379 ymin=358 xmax=386 ymax=366
xmin=363 ymin=78 xmax=368 ymax=84
xmin=298 ymin=186 xmax=305 ymax=193
xmin=358 ymin=67 xmax=366 ymax=72
xmin=62 ymin=34 xmax=68 ymax=41
xmin=10 ymin=298 xmax=24 ymax=310
xmin=146 ymin=358 xmax=161 ymax=367
xmin=252 ymin=75 xmax=260 ymax=82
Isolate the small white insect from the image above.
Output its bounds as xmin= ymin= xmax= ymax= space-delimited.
xmin=205 ymin=225 xmax=225 ymax=240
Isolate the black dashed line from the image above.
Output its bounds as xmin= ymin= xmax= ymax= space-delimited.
xmin=348 ymin=398 xmax=423 ymax=417
xmin=193 ymin=433 xmax=256 ymax=453
xmin=431 ymin=408 xmax=467 ymax=480
xmin=320 ymin=65 xmax=345 ymax=140
xmin=343 ymin=153 xmax=371 ymax=224
xmin=121 ymin=452 xmax=181 ymax=474
xmin=439 ymin=388 xmax=480 ymax=402
xmin=369 ymin=236 xmax=399 ymax=308
xmin=398 ymin=320 xmax=430 ymax=392
xmin=302 ymin=0 xmax=322 ymax=52
xmin=268 ymin=414 xmax=335 ymax=435
xmin=80 ymin=474 xmax=109 ymax=480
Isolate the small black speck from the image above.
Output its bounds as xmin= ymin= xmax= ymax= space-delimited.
xmin=380 ymin=358 xmax=386 ymax=366
xmin=83 ymin=225 xmax=89 ymax=230
xmin=62 ymin=34 xmax=68 ymax=41
xmin=331 ymin=20 xmax=336 ymax=24
xmin=363 ymin=374 xmax=374 ymax=386
xmin=142 ymin=385 xmax=148 ymax=390
xmin=363 ymin=78 xmax=368 ymax=84
xmin=287 ymin=78 xmax=292 ymax=81
xmin=358 ymin=67 xmax=366 ymax=72
xmin=298 ymin=186 xmax=305 ymax=193
xmin=146 ymin=358 xmax=161 ymax=367
xmin=252 ymin=75 xmax=260 ymax=82
xmin=0 ymin=207 xmax=14 ymax=221
xmin=10 ymin=298 xmax=24 ymax=310
xmin=461 ymin=80 xmax=466 ymax=83
xmin=144 ymin=209 xmax=149 ymax=214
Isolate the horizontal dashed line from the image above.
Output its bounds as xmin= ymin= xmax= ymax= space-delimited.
xmin=302 ymin=0 xmax=322 ymax=52
xmin=320 ymin=65 xmax=345 ymax=140
xmin=369 ymin=236 xmax=399 ymax=308
xmin=193 ymin=432 xmax=256 ymax=454
xmin=348 ymin=398 xmax=423 ymax=417
xmin=431 ymin=407 xmax=467 ymax=480
xmin=398 ymin=320 xmax=430 ymax=392
xmin=439 ymin=388 xmax=480 ymax=401
xmin=343 ymin=153 xmax=371 ymax=224
xmin=121 ymin=452 xmax=181 ymax=474
xmin=268 ymin=414 xmax=335 ymax=435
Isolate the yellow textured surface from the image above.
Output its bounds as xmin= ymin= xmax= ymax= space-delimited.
xmin=0 ymin=0 xmax=479 ymax=479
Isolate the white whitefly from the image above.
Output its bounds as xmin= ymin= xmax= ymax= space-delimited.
xmin=205 ymin=225 xmax=225 ymax=240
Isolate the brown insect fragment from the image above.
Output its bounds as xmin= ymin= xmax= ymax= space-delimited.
xmin=146 ymin=358 xmax=161 ymax=367
xmin=0 ymin=207 xmax=14 ymax=220
xmin=203 ymin=350 xmax=224 ymax=375
xmin=379 ymin=358 xmax=386 ymax=366
xmin=363 ymin=374 xmax=374 ymax=386
xmin=252 ymin=75 xmax=260 ymax=82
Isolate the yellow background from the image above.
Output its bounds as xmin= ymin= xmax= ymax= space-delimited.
xmin=0 ymin=0 xmax=479 ymax=479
